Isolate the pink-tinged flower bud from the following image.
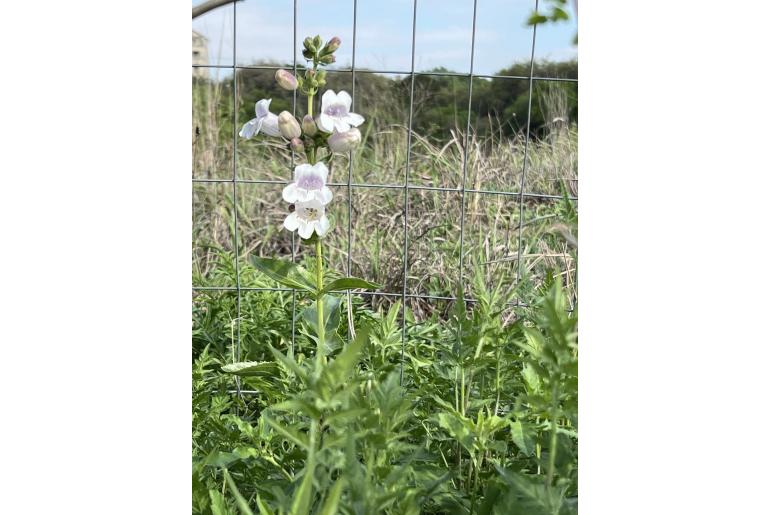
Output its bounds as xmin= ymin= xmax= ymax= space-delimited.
xmin=290 ymin=137 xmax=304 ymax=152
xmin=278 ymin=111 xmax=301 ymax=139
xmin=327 ymin=128 xmax=361 ymax=153
xmin=275 ymin=69 xmax=298 ymax=91
xmin=325 ymin=36 xmax=341 ymax=53
xmin=301 ymin=115 xmax=317 ymax=136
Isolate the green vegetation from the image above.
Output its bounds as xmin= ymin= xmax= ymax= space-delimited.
xmin=193 ymin=53 xmax=577 ymax=513
xmin=193 ymin=262 xmax=577 ymax=514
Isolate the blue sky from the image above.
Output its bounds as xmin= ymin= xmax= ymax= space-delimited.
xmin=193 ymin=0 xmax=577 ymax=75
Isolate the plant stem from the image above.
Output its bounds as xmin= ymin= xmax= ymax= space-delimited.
xmin=546 ymin=381 xmax=559 ymax=488
xmin=315 ymin=238 xmax=325 ymax=367
xmin=307 ymin=91 xmax=316 ymax=164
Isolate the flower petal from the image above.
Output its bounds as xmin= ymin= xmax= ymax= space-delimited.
xmin=261 ymin=113 xmax=282 ymax=137
xmin=316 ymin=215 xmax=330 ymax=236
xmin=311 ymin=162 xmax=329 ymax=182
xmin=316 ymin=186 xmax=333 ymax=205
xmin=318 ymin=113 xmax=335 ymax=133
xmin=283 ymin=212 xmax=299 ymax=231
xmin=295 ymin=188 xmax=312 ymax=203
xmin=255 ymin=99 xmax=272 ymax=117
xmin=282 ymin=183 xmax=299 ymax=203
xmin=337 ymin=91 xmax=352 ymax=110
xmin=345 ymin=112 xmax=365 ymax=127
xmin=294 ymin=163 xmax=312 ymax=182
xmin=321 ymin=90 xmax=337 ymax=112
xmin=239 ymin=118 xmax=261 ymax=139
xmin=298 ymin=220 xmax=313 ymax=239
xmin=333 ymin=118 xmax=351 ymax=133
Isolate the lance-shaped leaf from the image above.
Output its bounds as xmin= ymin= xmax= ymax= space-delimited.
xmin=437 ymin=411 xmax=475 ymax=453
xmin=257 ymin=494 xmax=274 ymax=515
xmin=321 ymin=327 xmax=369 ymax=387
xmin=321 ymin=277 xmax=380 ymax=295
xmin=250 ymin=256 xmax=317 ymax=293
xmin=509 ymin=419 xmax=536 ymax=456
xmin=318 ymin=479 xmax=344 ymax=515
xmin=208 ymin=490 xmax=230 ymax=515
xmin=494 ymin=466 xmax=570 ymax=515
xmin=262 ymin=414 xmax=309 ymax=450
xmin=255 ymin=496 xmax=274 ymax=515
xmin=268 ymin=344 xmax=308 ymax=384
xmin=302 ymin=295 xmax=342 ymax=338
xmin=224 ymin=469 xmax=255 ymax=515
xmin=221 ymin=361 xmax=277 ymax=377
xmin=290 ymin=420 xmax=318 ymax=515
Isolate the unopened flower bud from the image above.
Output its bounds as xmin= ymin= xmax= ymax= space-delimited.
xmin=278 ymin=111 xmax=301 ymax=139
xmin=303 ymin=36 xmax=316 ymax=51
xmin=302 ymin=115 xmax=317 ymax=136
xmin=324 ymin=36 xmax=341 ymax=53
xmin=328 ymin=128 xmax=361 ymax=153
xmin=275 ymin=69 xmax=298 ymax=91
xmin=319 ymin=54 xmax=336 ymax=65
xmin=290 ymin=137 xmax=304 ymax=153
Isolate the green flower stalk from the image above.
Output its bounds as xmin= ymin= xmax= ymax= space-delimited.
xmin=236 ymin=34 xmax=373 ymax=366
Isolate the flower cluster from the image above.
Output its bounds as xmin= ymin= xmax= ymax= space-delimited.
xmin=239 ymin=35 xmax=364 ymax=241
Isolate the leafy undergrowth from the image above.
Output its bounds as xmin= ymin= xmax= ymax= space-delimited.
xmin=193 ymin=266 xmax=577 ymax=514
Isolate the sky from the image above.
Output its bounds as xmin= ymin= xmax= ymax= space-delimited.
xmin=192 ymin=0 xmax=577 ymax=78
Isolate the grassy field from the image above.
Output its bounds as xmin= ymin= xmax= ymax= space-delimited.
xmin=192 ymin=69 xmax=578 ymax=514
xmin=193 ymin=72 xmax=577 ymax=316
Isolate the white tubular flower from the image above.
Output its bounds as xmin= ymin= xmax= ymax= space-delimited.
xmin=283 ymin=198 xmax=331 ymax=239
xmin=282 ymin=162 xmax=333 ymax=205
xmin=328 ymin=127 xmax=362 ymax=153
xmin=317 ymin=90 xmax=364 ymax=133
xmin=239 ymin=99 xmax=281 ymax=139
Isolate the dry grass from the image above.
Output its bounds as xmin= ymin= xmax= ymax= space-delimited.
xmin=193 ymin=80 xmax=577 ymax=317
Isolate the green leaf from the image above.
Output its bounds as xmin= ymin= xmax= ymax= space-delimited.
xmin=290 ymin=463 xmax=315 ymax=515
xmin=209 ymin=490 xmax=231 ymax=515
xmin=323 ymin=407 xmax=369 ymax=426
xmin=255 ymin=496 xmax=275 ymax=515
xmin=302 ymin=295 xmax=342 ymax=338
xmin=318 ymin=479 xmax=344 ymax=515
xmin=321 ymin=277 xmax=380 ymax=294
xmin=495 ymin=467 xmax=568 ymax=515
xmin=224 ymin=469 xmax=255 ymax=515
xmin=477 ymin=483 xmax=502 ymax=515
xmin=322 ymin=326 xmax=370 ymax=386
xmin=268 ymin=344 xmax=308 ymax=383
xmin=250 ymin=256 xmax=317 ymax=293
xmin=522 ymin=363 xmax=542 ymax=394
xmin=527 ymin=12 xmax=549 ymax=25
xmin=271 ymin=399 xmax=322 ymax=419
xmin=263 ymin=414 xmax=309 ymax=450
xmin=202 ymin=450 xmax=242 ymax=468
xmin=437 ymin=412 xmax=475 ymax=453
xmin=509 ymin=419 xmax=536 ymax=456
xmin=551 ymin=7 xmax=570 ymax=21
xmin=221 ymin=361 xmax=277 ymax=377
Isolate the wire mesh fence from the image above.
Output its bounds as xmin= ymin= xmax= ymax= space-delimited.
xmin=192 ymin=0 xmax=577 ymax=393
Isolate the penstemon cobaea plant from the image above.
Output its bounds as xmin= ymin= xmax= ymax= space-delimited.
xmin=236 ymin=34 xmax=374 ymax=366
xmin=220 ymin=35 xmax=381 ymax=513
